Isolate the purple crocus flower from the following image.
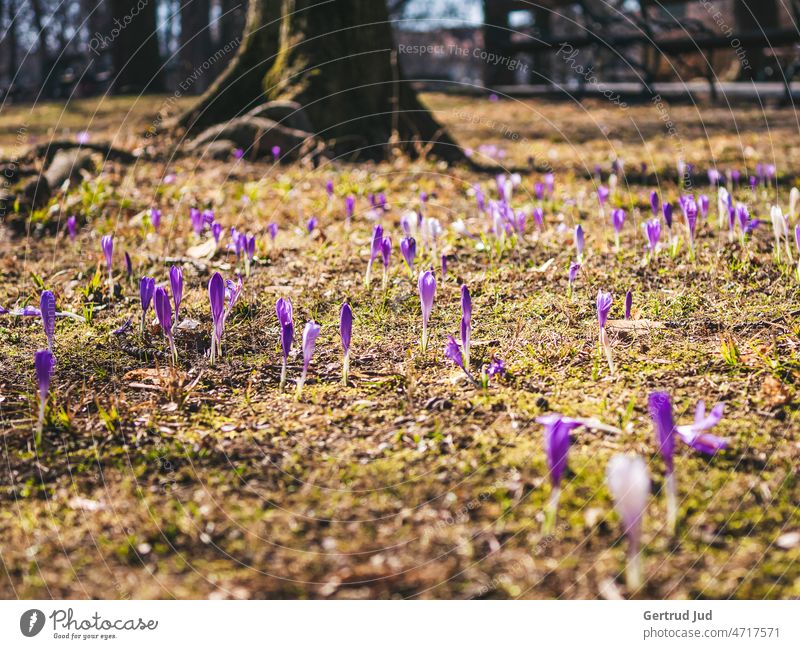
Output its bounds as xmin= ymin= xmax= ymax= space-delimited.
xmin=190 ymin=208 xmax=205 ymax=235
xmin=487 ymin=356 xmax=505 ymax=378
xmin=537 ymin=414 xmax=584 ymax=532
xmin=307 ymin=216 xmax=318 ymax=234
xmin=544 ymin=173 xmax=555 ymax=195
xmin=154 ymin=286 xmax=177 ymax=362
xmin=684 ymin=197 xmax=698 ymax=256
xmin=272 ymin=145 xmax=281 ymax=160
xmin=643 ymin=218 xmax=661 ymax=259
xmin=268 ymin=222 xmax=279 ymax=242
xmin=211 ymin=222 xmax=223 ymax=244
xmin=698 ymin=195 xmax=709 ymax=219
xmin=625 ymin=290 xmax=632 ymax=319
xmin=400 ymin=237 xmax=416 ymax=277
xmin=567 ymin=261 xmax=580 ymax=298
xmin=243 ymin=234 xmax=256 ymax=276
xmin=575 ymin=224 xmax=584 ymax=261
xmin=66 ymin=215 xmax=77 ymax=241
xmin=40 ymin=290 xmax=55 ymax=352
xmin=169 ymin=265 xmax=183 ymax=331
xmin=596 ymin=290 xmax=612 ymax=328
xmin=597 ymin=185 xmax=610 ymax=206
xmin=124 ymin=252 xmax=133 ymax=278
xmin=34 ymin=348 xmax=55 ymax=438
xmin=340 ymin=302 xmax=353 ymax=385
xmin=611 ymin=208 xmax=625 ymax=250
xmin=297 ymin=321 xmax=321 ymax=397
xmin=649 ymin=391 xmax=728 ymax=533
xmin=662 ymin=202 xmax=673 ymax=230
xmin=208 ymin=272 xmax=225 ymax=364
xmin=345 ymin=195 xmax=355 ymax=226
xmin=444 ymin=335 xmax=465 ymax=371
xmin=461 ymin=284 xmax=471 ymax=369
xmin=606 ymin=454 xmax=650 ymax=591
xmin=534 ymin=182 xmax=544 ymax=201
xmin=532 ymin=207 xmax=544 ymax=229
xmin=139 ymin=276 xmax=155 ymax=334
xmin=325 ymin=180 xmax=334 ymax=199
xmin=441 ymin=254 xmax=447 ymax=281
xmin=649 ymin=190 xmax=659 ymax=216
xmin=365 ymin=225 xmax=383 ymax=288
xmin=381 ymin=237 xmax=392 ymax=288
xmin=418 ymin=270 xmax=436 ymax=353
xmin=101 ymin=235 xmax=114 ymax=292
xmin=276 ymin=297 xmax=294 ymax=390
xmin=597 ymin=290 xmax=614 ymax=373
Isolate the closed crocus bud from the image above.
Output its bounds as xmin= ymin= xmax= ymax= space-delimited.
xmin=268 ymin=223 xmax=279 ymax=241
xmin=40 ymin=290 xmax=55 ymax=352
xmin=276 ymin=297 xmax=294 ymax=390
xmin=296 ymin=321 xmax=321 ymax=398
xmin=150 ymin=208 xmax=162 ymax=231
xmin=460 ymin=284 xmax=471 ymax=369
xmin=208 ymin=272 xmax=225 ymax=364
xmin=380 ymin=237 xmax=392 ymax=287
xmin=606 ymin=454 xmax=651 ymax=591
xmin=649 ymin=190 xmax=659 ymax=216
xmin=537 ymin=414 xmax=584 ymax=532
xmin=340 ymin=302 xmax=353 ymax=386
xmin=400 ymin=237 xmax=416 ymax=277
xmin=365 ymin=225 xmax=384 ymax=288
xmin=418 ymin=270 xmax=436 ymax=353
xmin=345 ymin=195 xmax=355 ymax=225
xmin=101 ymin=235 xmax=114 ymax=292
xmin=139 ymin=277 xmax=155 ymax=334
xmin=154 ymin=286 xmax=177 ymax=363
xmin=597 ymin=185 xmax=609 ymax=206
xmin=66 ymin=215 xmax=77 ymax=241
xmin=169 ymin=265 xmax=183 ymax=331
xmin=790 ymin=187 xmax=800 ymax=219
xmin=34 ymin=348 xmax=55 ymax=439
xmin=575 ymin=225 xmax=585 ymax=261
xmin=271 ymin=145 xmax=281 ymax=160
xmin=625 ymin=290 xmax=632 ymax=319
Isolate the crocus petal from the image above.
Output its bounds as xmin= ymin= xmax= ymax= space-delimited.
xmin=648 ymin=391 xmax=675 ymax=474
xmin=444 ymin=335 xmax=464 ymax=370
xmin=596 ymin=290 xmax=612 ymax=328
xmin=35 ymin=348 xmax=55 ymax=403
xmin=40 ymin=290 xmax=56 ymax=350
xmin=302 ymin=321 xmax=321 ymax=371
xmin=340 ymin=302 xmax=353 ymax=353
xmin=606 ymin=454 xmax=651 ymax=534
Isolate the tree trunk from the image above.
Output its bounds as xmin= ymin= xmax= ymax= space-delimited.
xmin=110 ymin=0 xmax=165 ymax=93
xmin=180 ymin=0 xmax=213 ymax=94
xmin=29 ymin=0 xmax=52 ymax=96
xmin=178 ymin=0 xmax=459 ymax=160
xmin=218 ymin=0 xmax=247 ymax=48
xmin=734 ymin=0 xmax=779 ymax=81
xmin=3 ymin=0 xmax=19 ymax=93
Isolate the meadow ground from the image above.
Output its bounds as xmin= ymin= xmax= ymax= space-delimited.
xmin=0 ymin=93 xmax=798 ymax=599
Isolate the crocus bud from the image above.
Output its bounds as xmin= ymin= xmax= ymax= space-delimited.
xmin=66 ymin=215 xmax=77 ymax=241
xmin=606 ymin=454 xmax=650 ymax=591
xmin=268 ymin=223 xmax=278 ymax=242
xmin=575 ymin=225 xmax=585 ymax=261
xmin=537 ymin=414 xmax=583 ymax=532
xmin=624 ymin=290 xmax=632 ymax=320
xmin=643 ymin=218 xmax=661 ymax=260
xmin=597 ymin=290 xmax=614 ymax=374
xmin=139 ymin=277 xmax=155 ymax=334
xmin=208 ymin=272 xmax=225 ymax=364
xmin=169 ymin=265 xmax=183 ymax=331
xmin=34 ymin=348 xmax=55 ymax=440
xmin=149 ymin=208 xmax=162 ymax=232
xmin=101 ymin=235 xmax=114 ymax=292
xmin=340 ymin=302 xmax=353 ymax=386
xmin=297 ymin=321 xmax=321 ymax=398
xmin=40 ymin=290 xmax=55 ymax=352
xmin=276 ymin=297 xmax=294 ymax=390
xmin=649 ymin=190 xmax=659 ymax=216
xmin=649 ymin=391 xmax=677 ymax=532
xmin=460 ymin=284 xmax=471 ymax=369
xmin=400 ymin=237 xmax=416 ymax=277
xmin=154 ymin=286 xmax=176 ymax=363
xmin=418 ymin=270 xmax=436 ymax=354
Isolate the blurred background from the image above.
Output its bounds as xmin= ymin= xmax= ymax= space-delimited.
xmin=0 ymin=1 xmax=798 ymax=103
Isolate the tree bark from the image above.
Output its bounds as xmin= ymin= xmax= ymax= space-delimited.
xmin=733 ymin=0 xmax=779 ymax=81
xmin=3 ymin=0 xmax=19 ymax=92
xmin=29 ymin=0 xmax=52 ymax=96
xmin=180 ymin=0 xmax=213 ymax=94
xmin=178 ymin=0 xmax=460 ymax=160
xmin=109 ymin=0 xmax=165 ymax=93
